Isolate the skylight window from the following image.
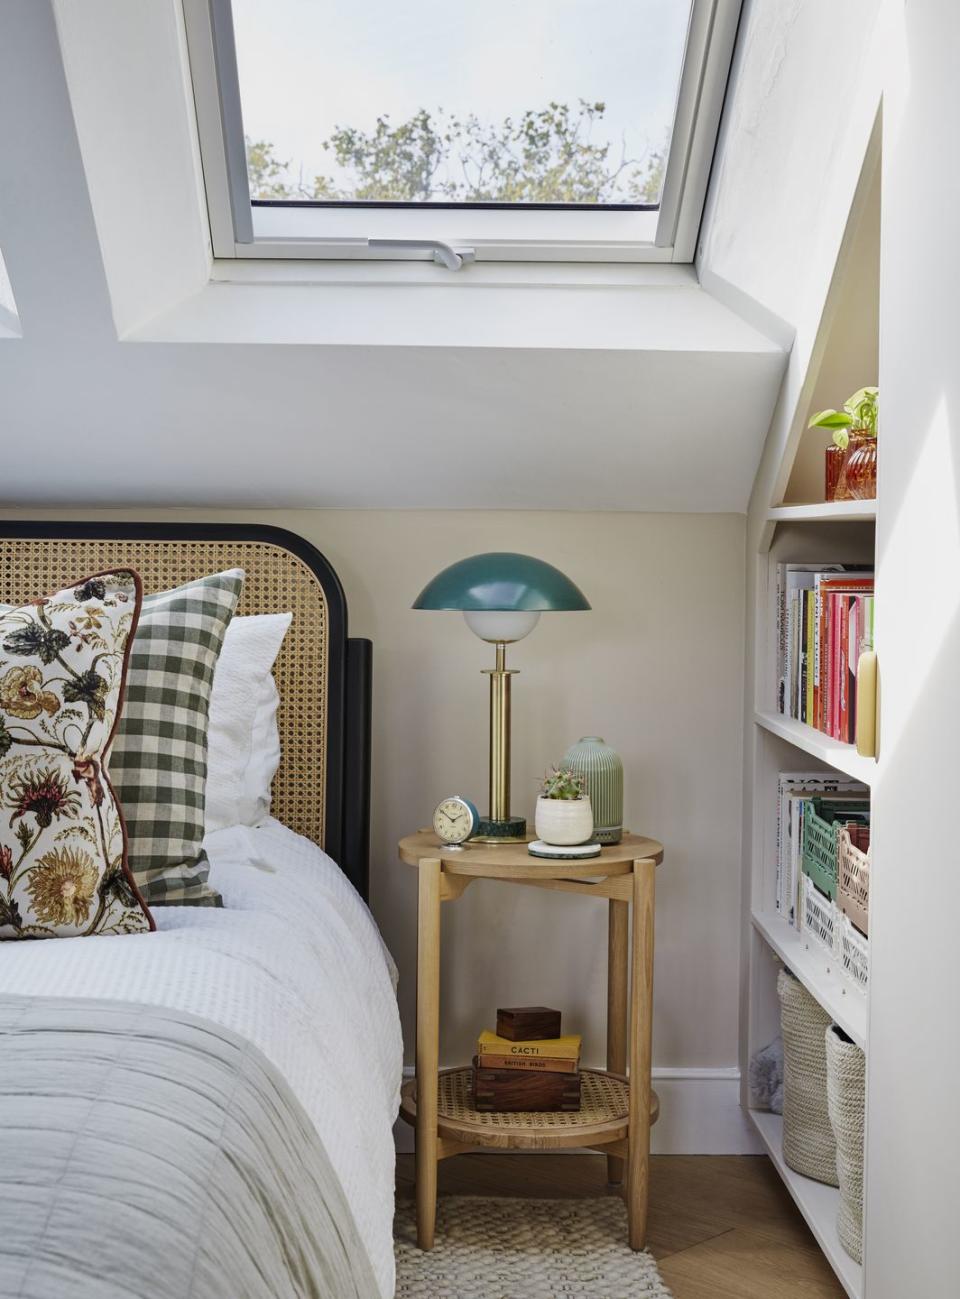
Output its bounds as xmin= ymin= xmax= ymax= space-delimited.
xmin=184 ymin=0 xmax=741 ymax=264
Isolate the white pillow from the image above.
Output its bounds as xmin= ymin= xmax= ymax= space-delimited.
xmin=205 ymin=612 xmax=292 ymax=832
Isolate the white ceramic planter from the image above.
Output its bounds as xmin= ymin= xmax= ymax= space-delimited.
xmin=534 ymin=795 xmax=594 ymax=846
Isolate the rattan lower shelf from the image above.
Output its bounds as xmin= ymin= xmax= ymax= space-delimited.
xmin=399 ymin=1065 xmax=660 ymax=1151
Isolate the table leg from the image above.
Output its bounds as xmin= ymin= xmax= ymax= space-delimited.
xmin=606 ymin=897 xmax=629 ymax=1185
xmin=627 ymin=857 xmax=656 ymax=1250
xmin=415 ymin=857 xmax=441 ymax=1249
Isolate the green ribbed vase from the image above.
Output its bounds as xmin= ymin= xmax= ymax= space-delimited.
xmin=561 ymin=736 xmax=623 ymax=845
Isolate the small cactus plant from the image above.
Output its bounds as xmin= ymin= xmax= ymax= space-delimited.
xmin=539 ymin=766 xmax=586 ymax=800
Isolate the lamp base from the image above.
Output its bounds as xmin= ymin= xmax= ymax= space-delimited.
xmin=474 ymin=815 xmax=527 ymax=843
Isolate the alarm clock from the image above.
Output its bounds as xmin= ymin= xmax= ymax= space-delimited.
xmin=433 ymin=795 xmax=480 ymax=849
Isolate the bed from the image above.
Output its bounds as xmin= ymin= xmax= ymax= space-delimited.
xmin=0 ymin=524 xmax=402 ymax=1299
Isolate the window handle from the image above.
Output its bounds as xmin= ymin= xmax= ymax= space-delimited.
xmin=366 ymin=239 xmax=477 ymax=271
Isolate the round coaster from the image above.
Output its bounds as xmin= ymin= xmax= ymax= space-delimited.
xmin=527 ymin=839 xmax=602 ymax=860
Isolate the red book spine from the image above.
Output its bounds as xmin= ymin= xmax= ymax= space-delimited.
xmin=838 ymin=597 xmax=850 ymax=741
xmin=816 ymin=590 xmax=828 ymax=733
xmin=813 ymin=586 xmax=821 ymax=731
xmin=848 ymin=595 xmax=860 ymax=743
xmin=826 ymin=594 xmax=837 ymax=739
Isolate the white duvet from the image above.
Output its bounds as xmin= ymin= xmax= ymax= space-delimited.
xmin=0 ymin=819 xmax=403 ymax=1299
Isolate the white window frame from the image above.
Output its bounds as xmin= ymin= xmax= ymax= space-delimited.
xmin=182 ymin=0 xmax=741 ymax=266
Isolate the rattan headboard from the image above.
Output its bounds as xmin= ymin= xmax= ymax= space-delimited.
xmin=0 ymin=523 xmax=372 ymax=900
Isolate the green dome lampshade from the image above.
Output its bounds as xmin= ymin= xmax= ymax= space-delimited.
xmin=413 ymin=553 xmax=590 ymax=612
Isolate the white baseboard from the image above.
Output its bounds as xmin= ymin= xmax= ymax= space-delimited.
xmin=645 ymin=1068 xmax=762 ymax=1154
xmin=393 ymin=1066 xmax=763 ymax=1155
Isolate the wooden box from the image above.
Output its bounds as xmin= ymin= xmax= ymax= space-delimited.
xmin=472 ymin=1057 xmax=581 ymax=1112
xmin=495 ymin=1005 xmax=562 ymax=1041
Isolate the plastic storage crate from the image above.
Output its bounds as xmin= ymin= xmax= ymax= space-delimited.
xmin=801 ymin=800 xmax=869 ymax=901
xmin=801 ymin=803 xmax=840 ymax=899
xmin=837 ymin=826 xmax=870 ymax=935
xmin=801 ymin=874 xmax=838 ymax=957
xmin=839 ymin=912 xmax=869 ymax=991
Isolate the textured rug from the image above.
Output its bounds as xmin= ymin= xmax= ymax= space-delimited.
xmin=394 ymin=1197 xmax=673 ymax=1298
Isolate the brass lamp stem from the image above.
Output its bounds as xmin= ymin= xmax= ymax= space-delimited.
xmin=483 ymin=641 xmax=517 ymax=822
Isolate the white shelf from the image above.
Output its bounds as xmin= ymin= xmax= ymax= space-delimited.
xmin=750 ymin=1110 xmax=863 ymax=1299
xmin=767 ymin=500 xmax=877 ymax=523
xmin=752 ymin=907 xmax=867 ymax=1048
xmin=754 ymin=711 xmax=876 ymax=784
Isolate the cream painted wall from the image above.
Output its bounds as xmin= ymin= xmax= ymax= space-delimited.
xmin=0 ymin=506 xmax=746 ymax=1074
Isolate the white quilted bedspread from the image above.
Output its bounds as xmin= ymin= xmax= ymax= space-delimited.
xmin=0 ymin=819 xmax=403 ymax=1299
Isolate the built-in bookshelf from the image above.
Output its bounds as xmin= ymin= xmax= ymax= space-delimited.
xmin=746 ymin=526 xmax=875 ymax=1299
xmin=742 ymin=137 xmax=879 ymax=1299
xmin=746 ymin=489 xmax=875 ymax=1299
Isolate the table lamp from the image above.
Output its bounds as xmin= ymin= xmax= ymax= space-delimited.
xmin=413 ymin=552 xmax=590 ymax=841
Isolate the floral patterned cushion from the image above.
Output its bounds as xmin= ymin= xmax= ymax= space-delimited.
xmin=0 ymin=571 xmax=154 ymax=939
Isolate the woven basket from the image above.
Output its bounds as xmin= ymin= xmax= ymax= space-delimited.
xmin=825 ymin=1026 xmax=866 ymax=1263
xmin=777 ymin=969 xmax=838 ymax=1186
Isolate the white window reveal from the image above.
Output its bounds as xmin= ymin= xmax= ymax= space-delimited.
xmin=183 ymin=0 xmax=741 ymax=265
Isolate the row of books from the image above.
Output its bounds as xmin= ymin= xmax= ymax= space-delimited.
xmin=775 ymin=564 xmax=874 ymax=743
xmin=775 ymin=772 xmax=869 ymax=924
xmin=472 ymin=1007 xmax=582 ymax=1112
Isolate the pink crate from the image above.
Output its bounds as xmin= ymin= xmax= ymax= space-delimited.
xmin=837 ymin=826 xmax=870 ymax=936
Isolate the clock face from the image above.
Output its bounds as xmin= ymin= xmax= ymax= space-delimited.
xmin=433 ymin=797 xmax=476 ymax=845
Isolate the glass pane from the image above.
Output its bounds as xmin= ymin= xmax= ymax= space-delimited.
xmin=232 ymin=0 xmax=692 ymax=207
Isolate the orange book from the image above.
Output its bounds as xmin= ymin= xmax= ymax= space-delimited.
xmin=476 ymin=1053 xmax=578 ymax=1074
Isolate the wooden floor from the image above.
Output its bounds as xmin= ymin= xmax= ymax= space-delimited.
xmin=396 ymin=1153 xmax=846 ymax=1298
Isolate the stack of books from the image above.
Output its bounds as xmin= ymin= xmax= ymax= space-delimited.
xmin=471 ymin=1006 xmax=582 ymax=1112
xmin=775 ymin=563 xmax=875 ymax=742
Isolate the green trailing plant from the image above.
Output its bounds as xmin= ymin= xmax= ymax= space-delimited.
xmin=539 ymin=766 xmax=586 ymax=800
xmin=808 ymin=386 xmax=879 ymax=451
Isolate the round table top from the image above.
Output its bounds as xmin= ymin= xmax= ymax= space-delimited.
xmin=397 ymin=830 xmax=664 ymax=879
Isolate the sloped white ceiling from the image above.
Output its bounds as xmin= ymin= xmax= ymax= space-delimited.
xmin=0 ymin=1 xmax=790 ymax=512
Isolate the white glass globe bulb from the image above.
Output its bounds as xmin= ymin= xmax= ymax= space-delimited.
xmin=463 ymin=609 xmax=541 ymax=643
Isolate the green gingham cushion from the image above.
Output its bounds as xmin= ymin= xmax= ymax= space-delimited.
xmin=109 ymin=569 xmax=243 ymax=907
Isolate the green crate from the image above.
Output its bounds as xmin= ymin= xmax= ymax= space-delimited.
xmin=800 ymin=800 xmax=869 ymax=901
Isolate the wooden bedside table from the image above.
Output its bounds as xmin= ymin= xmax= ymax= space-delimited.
xmin=397 ymin=830 xmax=664 ymax=1251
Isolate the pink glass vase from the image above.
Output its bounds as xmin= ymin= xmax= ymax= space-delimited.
xmin=836 ymin=433 xmax=878 ymax=501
